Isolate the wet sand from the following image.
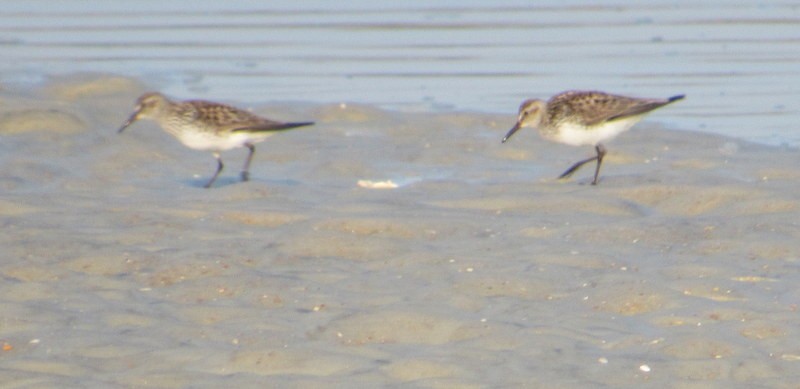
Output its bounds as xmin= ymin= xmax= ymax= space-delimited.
xmin=0 ymin=75 xmax=798 ymax=387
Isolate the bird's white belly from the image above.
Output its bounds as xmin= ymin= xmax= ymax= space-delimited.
xmin=548 ymin=117 xmax=642 ymax=147
xmin=174 ymin=131 xmax=272 ymax=151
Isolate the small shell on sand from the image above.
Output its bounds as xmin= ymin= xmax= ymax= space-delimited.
xmin=357 ymin=179 xmax=399 ymax=189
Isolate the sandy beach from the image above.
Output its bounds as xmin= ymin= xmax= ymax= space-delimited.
xmin=0 ymin=74 xmax=798 ymax=387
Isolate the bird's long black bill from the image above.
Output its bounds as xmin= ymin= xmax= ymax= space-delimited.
xmin=117 ymin=112 xmax=139 ymax=133
xmin=501 ymin=122 xmax=522 ymax=143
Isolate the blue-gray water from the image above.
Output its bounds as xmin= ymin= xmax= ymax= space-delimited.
xmin=1 ymin=0 xmax=798 ymax=146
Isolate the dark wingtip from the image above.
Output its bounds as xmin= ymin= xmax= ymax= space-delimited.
xmin=284 ymin=121 xmax=315 ymax=129
xmin=668 ymin=94 xmax=686 ymax=102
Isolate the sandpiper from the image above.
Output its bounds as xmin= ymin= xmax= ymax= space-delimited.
xmin=118 ymin=92 xmax=314 ymax=188
xmin=502 ymin=90 xmax=684 ymax=185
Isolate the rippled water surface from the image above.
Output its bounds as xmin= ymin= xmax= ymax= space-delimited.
xmin=2 ymin=0 xmax=799 ymax=145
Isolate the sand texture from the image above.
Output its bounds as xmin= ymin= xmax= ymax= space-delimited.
xmin=0 ymin=76 xmax=799 ymax=387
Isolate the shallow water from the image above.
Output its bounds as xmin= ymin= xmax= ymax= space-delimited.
xmin=1 ymin=2 xmax=800 ymax=388
xmin=1 ymin=1 xmax=799 ymax=145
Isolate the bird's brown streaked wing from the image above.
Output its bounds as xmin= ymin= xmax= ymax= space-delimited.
xmin=187 ymin=100 xmax=264 ymax=130
xmin=571 ymin=93 xmax=644 ymax=126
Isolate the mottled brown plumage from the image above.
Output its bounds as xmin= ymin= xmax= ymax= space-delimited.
xmin=118 ymin=92 xmax=314 ymax=188
xmin=543 ymin=91 xmax=682 ymax=128
xmin=503 ymin=90 xmax=684 ymax=185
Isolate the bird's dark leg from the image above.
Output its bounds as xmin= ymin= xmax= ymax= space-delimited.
xmin=590 ymin=144 xmax=606 ymax=185
xmin=558 ymin=144 xmax=607 ymax=185
xmin=241 ymin=144 xmax=255 ymax=182
xmin=559 ymin=152 xmax=598 ymax=180
xmin=205 ymin=152 xmax=224 ymax=188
